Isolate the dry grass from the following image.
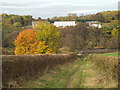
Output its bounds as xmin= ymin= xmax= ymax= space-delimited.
xmin=87 ymin=54 xmax=119 ymax=88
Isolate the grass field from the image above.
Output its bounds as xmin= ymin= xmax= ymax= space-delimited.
xmin=100 ymin=52 xmax=120 ymax=57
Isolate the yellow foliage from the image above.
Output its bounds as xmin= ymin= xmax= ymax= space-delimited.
xmin=34 ymin=21 xmax=61 ymax=53
xmin=37 ymin=41 xmax=54 ymax=54
xmin=112 ymin=28 xmax=119 ymax=36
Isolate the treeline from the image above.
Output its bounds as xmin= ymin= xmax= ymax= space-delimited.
xmin=54 ymin=11 xmax=119 ymax=52
xmin=2 ymin=13 xmax=33 ymax=31
xmin=49 ymin=11 xmax=118 ymax=23
xmin=59 ymin=23 xmax=119 ymax=53
xmin=2 ymin=14 xmax=33 ymax=54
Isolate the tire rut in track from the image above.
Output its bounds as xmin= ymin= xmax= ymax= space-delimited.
xmin=65 ymin=59 xmax=85 ymax=88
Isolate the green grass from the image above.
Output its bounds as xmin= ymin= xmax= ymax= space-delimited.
xmin=22 ymin=59 xmax=81 ymax=88
xmin=100 ymin=52 xmax=120 ymax=57
xmin=67 ymin=56 xmax=88 ymax=88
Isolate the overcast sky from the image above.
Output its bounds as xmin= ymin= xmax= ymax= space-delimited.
xmin=0 ymin=0 xmax=119 ymax=19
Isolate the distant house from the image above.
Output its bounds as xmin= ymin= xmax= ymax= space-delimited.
xmin=32 ymin=21 xmax=40 ymax=28
xmin=53 ymin=21 xmax=76 ymax=28
xmin=32 ymin=20 xmax=50 ymax=28
xmin=86 ymin=21 xmax=102 ymax=28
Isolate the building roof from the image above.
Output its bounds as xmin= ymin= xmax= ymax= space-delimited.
xmin=86 ymin=21 xmax=100 ymax=24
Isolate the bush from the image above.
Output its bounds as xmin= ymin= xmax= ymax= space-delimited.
xmin=88 ymin=54 xmax=119 ymax=83
xmin=2 ymin=48 xmax=14 ymax=55
xmin=2 ymin=53 xmax=77 ymax=87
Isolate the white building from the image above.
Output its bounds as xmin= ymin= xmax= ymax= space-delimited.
xmin=86 ymin=21 xmax=102 ymax=28
xmin=53 ymin=21 xmax=76 ymax=28
xmin=32 ymin=21 xmax=40 ymax=28
xmin=32 ymin=20 xmax=50 ymax=28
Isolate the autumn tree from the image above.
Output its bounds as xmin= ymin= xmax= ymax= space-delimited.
xmin=37 ymin=41 xmax=54 ymax=54
xmin=34 ymin=21 xmax=61 ymax=53
xmin=13 ymin=29 xmax=39 ymax=55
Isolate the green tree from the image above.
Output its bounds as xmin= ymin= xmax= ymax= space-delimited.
xmin=93 ymin=13 xmax=105 ymax=22
xmin=13 ymin=22 xmax=22 ymax=28
xmin=34 ymin=21 xmax=61 ymax=53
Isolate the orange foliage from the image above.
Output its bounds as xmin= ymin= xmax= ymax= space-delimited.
xmin=13 ymin=29 xmax=39 ymax=55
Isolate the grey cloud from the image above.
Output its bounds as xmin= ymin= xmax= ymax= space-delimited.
xmin=0 ymin=2 xmax=53 ymax=7
xmin=1 ymin=0 xmax=118 ymax=19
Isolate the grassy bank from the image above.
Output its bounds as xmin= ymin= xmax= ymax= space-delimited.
xmin=82 ymin=58 xmax=118 ymax=88
xmin=99 ymin=52 xmax=120 ymax=57
xmin=87 ymin=54 xmax=118 ymax=88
